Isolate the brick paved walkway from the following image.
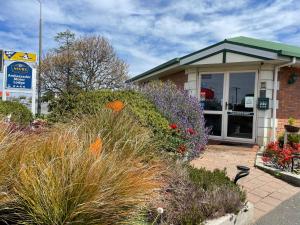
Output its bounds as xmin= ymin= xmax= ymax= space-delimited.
xmin=191 ymin=143 xmax=300 ymax=222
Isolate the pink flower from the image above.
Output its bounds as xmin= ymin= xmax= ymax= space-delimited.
xmin=187 ymin=128 xmax=196 ymax=135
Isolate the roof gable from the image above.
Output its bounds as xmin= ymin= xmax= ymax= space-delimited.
xmin=180 ymin=42 xmax=276 ymax=65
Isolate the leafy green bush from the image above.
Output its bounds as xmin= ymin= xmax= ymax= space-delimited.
xmin=148 ymin=165 xmax=246 ymax=225
xmin=278 ymin=133 xmax=300 ymax=147
xmin=0 ymin=101 xmax=33 ymax=125
xmin=187 ymin=166 xmax=244 ymax=192
xmin=48 ymin=90 xmax=176 ymax=151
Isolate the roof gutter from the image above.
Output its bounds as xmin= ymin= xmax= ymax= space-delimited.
xmin=272 ymin=57 xmax=296 ymax=141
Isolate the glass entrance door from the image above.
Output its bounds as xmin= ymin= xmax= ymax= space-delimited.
xmin=225 ymin=72 xmax=256 ymax=140
xmin=200 ymin=71 xmax=256 ymax=142
xmin=200 ymin=73 xmax=224 ymax=137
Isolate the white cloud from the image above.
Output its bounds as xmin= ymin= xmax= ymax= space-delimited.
xmin=0 ymin=0 xmax=300 ymax=76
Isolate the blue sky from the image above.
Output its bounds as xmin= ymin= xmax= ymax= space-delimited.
xmin=1 ymin=0 xmax=300 ymax=77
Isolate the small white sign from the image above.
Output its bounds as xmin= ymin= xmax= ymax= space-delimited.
xmin=245 ymin=96 xmax=254 ymax=108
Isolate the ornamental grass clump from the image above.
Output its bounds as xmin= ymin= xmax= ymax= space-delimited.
xmin=141 ymin=81 xmax=209 ymax=160
xmin=0 ymin=109 xmax=165 ymax=225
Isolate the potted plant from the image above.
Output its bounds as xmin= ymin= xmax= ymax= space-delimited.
xmin=284 ymin=117 xmax=300 ymax=133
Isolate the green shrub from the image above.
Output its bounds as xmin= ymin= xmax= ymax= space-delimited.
xmin=187 ymin=166 xmax=244 ymax=192
xmin=148 ymin=164 xmax=246 ymax=225
xmin=278 ymin=133 xmax=300 ymax=147
xmin=48 ymin=90 xmax=176 ymax=151
xmin=0 ymin=101 xmax=33 ymax=125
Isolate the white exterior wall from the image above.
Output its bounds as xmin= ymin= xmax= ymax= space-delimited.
xmin=256 ymin=69 xmax=275 ymax=146
xmin=184 ymin=68 xmax=198 ymax=97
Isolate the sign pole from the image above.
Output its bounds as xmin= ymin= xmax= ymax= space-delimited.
xmin=2 ymin=64 xmax=6 ymax=101
xmin=37 ymin=0 xmax=42 ymax=115
xmin=31 ymin=68 xmax=37 ymax=114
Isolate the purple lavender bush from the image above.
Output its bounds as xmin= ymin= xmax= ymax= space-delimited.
xmin=140 ymin=81 xmax=209 ymax=160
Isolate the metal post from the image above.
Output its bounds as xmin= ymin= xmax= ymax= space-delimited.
xmin=2 ymin=65 xmax=6 ymax=101
xmin=36 ymin=0 xmax=42 ymax=115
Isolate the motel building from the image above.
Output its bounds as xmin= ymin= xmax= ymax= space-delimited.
xmin=129 ymin=36 xmax=300 ymax=146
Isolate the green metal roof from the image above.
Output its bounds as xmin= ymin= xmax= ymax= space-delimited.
xmin=227 ymin=36 xmax=300 ymax=58
xmin=129 ymin=36 xmax=300 ymax=82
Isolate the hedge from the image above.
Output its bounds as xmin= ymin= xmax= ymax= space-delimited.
xmin=0 ymin=101 xmax=33 ymax=125
xmin=48 ymin=90 xmax=174 ymax=150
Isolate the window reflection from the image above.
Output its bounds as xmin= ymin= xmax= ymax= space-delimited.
xmin=228 ymin=72 xmax=255 ymax=112
xmin=200 ymin=74 xmax=224 ymax=111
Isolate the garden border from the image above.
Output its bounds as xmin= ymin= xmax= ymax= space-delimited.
xmin=255 ymin=147 xmax=300 ymax=187
xmin=204 ymin=202 xmax=254 ymax=225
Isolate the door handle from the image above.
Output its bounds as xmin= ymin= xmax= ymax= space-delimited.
xmin=225 ymin=102 xmax=228 ymax=110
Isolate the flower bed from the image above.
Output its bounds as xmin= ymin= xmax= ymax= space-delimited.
xmin=262 ymin=141 xmax=300 ymax=172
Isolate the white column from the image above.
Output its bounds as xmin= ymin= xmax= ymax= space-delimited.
xmin=184 ymin=68 xmax=198 ymax=97
xmin=2 ymin=64 xmax=7 ymax=101
xmin=31 ymin=67 xmax=37 ymax=115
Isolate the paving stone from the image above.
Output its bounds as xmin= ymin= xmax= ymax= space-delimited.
xmin=247 ymin=193 xmax=263 ymax=203
xmin=250 ymin=188 xmax=271 ymax=198
xmin=255 ymin=201 xmax=276 ymax=212
xmin=258 ymin=184 xmax=280 ymax=193
xmin=261 ymin=196 xmax=282 ymax=207
xmin=270 ymin=191 xmax=294 ymax=201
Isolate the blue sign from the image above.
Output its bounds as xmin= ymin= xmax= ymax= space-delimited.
xmin=6 ymin=62 xmax=32 ymax=89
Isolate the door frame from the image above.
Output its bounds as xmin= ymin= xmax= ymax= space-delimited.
xmin=198 ymin=70 xmax=258 ymax=143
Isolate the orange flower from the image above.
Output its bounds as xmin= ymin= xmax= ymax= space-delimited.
xmin=89 ymin=137 xmax=103 ymax=156
xmin=105 ymin=100 xmax=125 ymax=112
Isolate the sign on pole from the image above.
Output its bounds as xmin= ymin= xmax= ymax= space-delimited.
xmin=0 ymin=50 xmax=3 ymax=73
xmin=2 ymin=50 xmax=37 ymax=115
xmin=3 ymin=51 xmax=37 ymax=63
xmin=6 ymin=62 xmax=32 ymax=89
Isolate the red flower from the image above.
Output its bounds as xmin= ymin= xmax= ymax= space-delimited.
xmin=187 ymin=128 xmax=196 ymax=135
xmin=292 ymin=143 xmax=300 ymax=153
xmin=266 ymin=141 xmax=280 ymax=152
xmin=262 ymin=156 xmax=271 ymax=163
xmin=277 ymin=146 xmax=293 ymax=166
xmin=169 ymin=123 xmax=177 ymax=129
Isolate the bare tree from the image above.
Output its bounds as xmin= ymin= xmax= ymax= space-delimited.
xmin=41 ymin=30 xmax=78 ymax=95
xmin=41 ymin=51 xmax=78 ymax=94
xmin=41 ymin=30 xmax=128 ymax=96
xmin=74 ymin=36 xmax=128 ymax=91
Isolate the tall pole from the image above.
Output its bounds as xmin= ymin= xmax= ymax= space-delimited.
xmin=37 ymin=0 xmax=42 ymax=115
